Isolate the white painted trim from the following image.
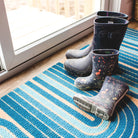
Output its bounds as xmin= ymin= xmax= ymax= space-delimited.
xmin=0 ymin=0 xmax=15 ymax=70
xmin=109 ymin=0 xmax=122 ymax=12
xmin=100 ymin=0 xmax=110 ymax=11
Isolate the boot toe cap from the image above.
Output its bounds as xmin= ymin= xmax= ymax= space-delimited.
xmin=66 ymin=50 xmax=76 ymax=59
xmin=64 ymin=59 xmax=92 ymax=77
xmin=66 ymin=49 xmax=82 ymax=59
xmin=75 ymin=77 xmax=91 ymax=90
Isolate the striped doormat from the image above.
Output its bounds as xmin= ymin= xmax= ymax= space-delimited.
xmin=0 ymin=28 xmax=137 ymax=137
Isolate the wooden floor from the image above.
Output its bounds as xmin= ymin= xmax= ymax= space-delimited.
xmin=0 ymin=21 xmax=138 ymax=98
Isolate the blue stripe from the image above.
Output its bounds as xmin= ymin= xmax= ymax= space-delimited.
xmin=0 ymin=99 xmax=45 ymax=137
xmin=108 ymin=106 xmax=126 ymax=138
xmin=52 ymin=64 xmax=76 ymax=80
xmin=121 ymin=97 xmax=138 ymax=138
xmin=14 ymin=87 xmax=81 ymax=137
xmin=0 ymin=127 xmax=15 ymax=138
xmin=1 ymin=95 xmax=59 ymax=138
xmin=120 ymin=46 xmax=138 ymax=55
xmin=112 ymin=75 xmax=138 ymax=89
xmin=119 ymin=63 xmax=138 ymax=75
xmin=123 ymin=38 xmax=138 ymax=45
xmin=0 ymin=118 xmax=28 ymax=138
xmin=119 ymin=66 xmax=137 ymax=80
xmin=26 ymin=79 xmax=100 ymax=127
xmin=120 ymin=49 xmax=137 ymax=60
xmin=43 ymin=70 xmax=90 ymax=94
xmin=126 ymin=28 xmax=138 ymax=35
xmin=122 ymin=40 xmax=138 ymax=48
xmin=119 ymin=55 xmax=138 ymax=68
xmin=125 ymin=32 xmax=138 ymax=38
xmin=126 ymin=29 xmax=138 ymax=36
xmin=8 ymin=92 xmax=74 ymax=138
xmin=46 ymin=68 xmax=97 ymax=95
xmin=52 ymin=64 xmax=76 ymax=79
xmin=16 ymin=85 xmax=110 ymax=137
xmin=127 ymin=28 xmax=138 ymax=32
xmin=124 ymin=34 xmax=138 ymax=41
xmin=111 ymin=97 xmax=134 ymax=138
xmin=80 ymin=44 xmax=89 ymax=50
xmin=56 ymin=62 xmax=64 ymax=68
xmin=121 ymin=45 xmax=138 ymax=55
xmin=48 ymin=67 xmax=74 ymax=84
xmin=38 ymin=73 xmax=93 ymax=97
xmin=119 ymin=59 xmax=138 ymax=69
xmin=119 ymin=72 xmax=138 ymax=84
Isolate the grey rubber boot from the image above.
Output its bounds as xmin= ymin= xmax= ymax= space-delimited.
xmin=75 ymin=49 xmax=119 ymax=90
xmin=66 ymin=12 xmax=128 ymax=59
xmin=73 ymin=76 xmax=129 ymax=120
xmin=64 ymin=17 xmax=128 ymax=76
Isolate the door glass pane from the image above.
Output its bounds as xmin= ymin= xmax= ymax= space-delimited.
xmin=4 ymin=0 xmax=101 ymax=51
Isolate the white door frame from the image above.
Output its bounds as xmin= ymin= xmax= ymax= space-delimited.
xmin=109 ymin=0 xmax=122 ymax=12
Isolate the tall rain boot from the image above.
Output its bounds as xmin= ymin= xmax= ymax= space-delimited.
xmin=64 ymin=17 xmax=128 ymax=77
xmin=73 ymin=76 xmax=129 ymax=120
xmin=75 ymin=49 xmax=119 ymax=90
xmin=66 ymin=11 xmax=128 ymax=59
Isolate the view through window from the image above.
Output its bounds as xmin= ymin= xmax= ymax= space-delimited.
xmin=4 ymin=0 xmax=101 ymax=51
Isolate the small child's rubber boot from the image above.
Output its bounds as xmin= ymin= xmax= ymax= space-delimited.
xmin=73 ymin=76 xmax=129 ymax=120
xmin=75 ymin=49 xmax=119 ymax=90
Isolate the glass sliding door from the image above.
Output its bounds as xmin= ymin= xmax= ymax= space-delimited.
xmin=0 ymin=0 xmax=111 ymax=82
xmin=4 ymin=0 xmax=101 ymax=51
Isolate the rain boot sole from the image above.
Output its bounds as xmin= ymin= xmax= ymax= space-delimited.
xmin=73 ymin=89 xmax=129 ymax=120
xmin=73 ymin=96 xmax=109 ymax=120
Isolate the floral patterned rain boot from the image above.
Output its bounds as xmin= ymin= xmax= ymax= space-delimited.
xmin=65 ymin=13 xmax=128 ymax=59
xmin=75 ymin=49 xmax=119 ymax=90
xmin=64 ymin=17 xmax=128 ymax=77
xmin=73 ymin=76 xmax=129 ymax=120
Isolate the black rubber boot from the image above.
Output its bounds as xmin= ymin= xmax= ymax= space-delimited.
xmin=64 ymin=17 xmax=128 ymax=76
xmin=75 ymin=49 xmax=119 ymax=90
xmin=97 ymin=11 xmax=128 ymax=19
xmin=92 ymin=17 xmax=129 ymax=50
xmin=65 ymin=12 xmax=128 ymax=59
xmin=73 ymin=76 xmax=129 ymax=120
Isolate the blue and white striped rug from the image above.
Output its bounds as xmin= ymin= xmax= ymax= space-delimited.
xmin=0 ymin=28 xmax=137 ymax=137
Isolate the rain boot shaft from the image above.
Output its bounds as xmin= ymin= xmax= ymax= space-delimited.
xmin=66 ymin=12 xmax=128 ymax=59
xmin=92 ymin=17 xmax=129 ymax=50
